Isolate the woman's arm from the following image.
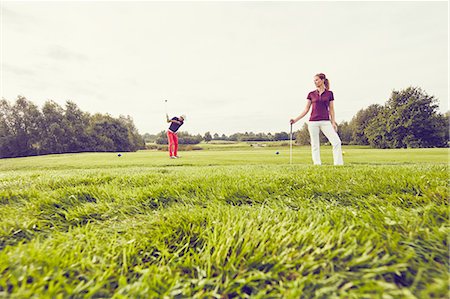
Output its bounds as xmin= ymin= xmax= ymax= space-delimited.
xmin=290 ymin=100 xmax=312 ymax=124
xmin=329 ymin=101 xmax=337 ymax=132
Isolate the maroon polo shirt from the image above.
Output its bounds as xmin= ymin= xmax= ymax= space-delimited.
xmin=307 ymin=89 xmax=334 ymax=121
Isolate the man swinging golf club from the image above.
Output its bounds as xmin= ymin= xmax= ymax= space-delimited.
xmin=166 ymin=113 xmax=185 ymax=159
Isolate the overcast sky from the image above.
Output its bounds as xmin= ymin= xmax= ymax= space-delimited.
xmin=1 ymin=1 xmax=448 ymax=135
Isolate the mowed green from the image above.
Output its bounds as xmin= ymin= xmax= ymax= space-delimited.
xmin=0 ymin=146 xmax=448 ymax=298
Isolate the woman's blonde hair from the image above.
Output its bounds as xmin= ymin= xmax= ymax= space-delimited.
xmin=315 ymin=73 xmax=330 ymax=90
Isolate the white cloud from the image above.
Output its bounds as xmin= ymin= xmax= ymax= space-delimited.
xmin=46 ymin=45 xmax=89 ymax=62
xmin=1 ymin=1 xmax=448 ymax=135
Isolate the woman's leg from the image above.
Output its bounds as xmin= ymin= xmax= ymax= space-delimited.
xmin=308 ymin=121 xmax=321 ymax=165
xmin=320 ymin=122 xmax=344 ymax=165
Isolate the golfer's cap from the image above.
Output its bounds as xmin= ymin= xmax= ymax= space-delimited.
xmin=180 ymin=114 xmax=186 ymax=120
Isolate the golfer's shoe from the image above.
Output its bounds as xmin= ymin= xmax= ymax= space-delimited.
xmin=174 ymin=156 xmax=180 ymax=158
xmin=170 ymin=156 xmax=176 ymax=159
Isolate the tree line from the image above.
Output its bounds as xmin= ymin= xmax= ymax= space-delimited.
xmin=0 ymin=96 xmax=145 ymax=158
xmin=150 ymin=131 xmax=292 ymax=145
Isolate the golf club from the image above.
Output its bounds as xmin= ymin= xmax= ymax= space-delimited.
xmin=290 ymin=123 xmax=293 ymax=164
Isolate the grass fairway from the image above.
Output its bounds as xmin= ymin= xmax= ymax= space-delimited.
xmin=0 ymin=146 xmax=448 ymax=298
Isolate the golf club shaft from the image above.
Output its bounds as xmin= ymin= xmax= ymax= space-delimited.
xmin=290 ymin=124 xmax=293 ymax=164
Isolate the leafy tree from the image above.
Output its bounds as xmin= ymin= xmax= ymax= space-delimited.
xmin=228 ymin=133 xmax=238 ymax=141
xmin=88 ymin=114 xmax=131 ymax=151
xmin=350 ymin=104 xmax=383 ymax=145
xmin=0 ymin=96 xmax=42 ymax=158
xmin=274 ymin=132 xmax=289 ymax=141
xmin=118 ymin=115 xmax=145 ymax=151
xmin=155 ymin=131 xmax=168 ymax=145
xmin=0 ymin=99 xmax=15 ymax=158
xmin=204 ymin=132 xmax=212 ymax=143
xmin=388 ymin=87 xmax=447 ymax=147
xmin=295 ymin=124 xmax=310 ymax=145
xmin=365 ymin=107 xmax=390 ymax=149
xmin=39 ymin=100 xmax=66 ymax=154
xmin=365 ymin=87 xmax=447 ymax=148
xmin=1 ymin=97 xmax=146 ymax=157
xmin=177 ymin=132 xmax=202 ymax=144
xmin=337 ymin=121 xmax=352 ymax=145
xmin=155 ymin=131 xmax=202 ymax=145
xmin=63 ymin=101 xmax=92 ymax=152
xmin=142 ymin=133 xmax=157 ymax=143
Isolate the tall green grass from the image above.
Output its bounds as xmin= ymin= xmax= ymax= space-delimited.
xmin=0 ymin=147 xmax=448 ymax=298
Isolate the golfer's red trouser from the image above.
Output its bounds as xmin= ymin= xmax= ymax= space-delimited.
xmin=167 ymin=131 xmax=178 ymax=157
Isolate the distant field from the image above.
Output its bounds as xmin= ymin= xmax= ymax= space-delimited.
xmin=0 ymin=146 xmax=448 ymax=298
xmin=0 ymin=146 xmax=447 ymax=171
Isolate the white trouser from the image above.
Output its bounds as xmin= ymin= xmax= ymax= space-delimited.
xmin=308 ymin=121 xmax=344 ymax=165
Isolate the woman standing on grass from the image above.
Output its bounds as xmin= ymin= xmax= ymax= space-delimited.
xmin=166 ymin=114 xmax=185 ymax=159
xmin=290 ymin=73 xmax=344 ymax=165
